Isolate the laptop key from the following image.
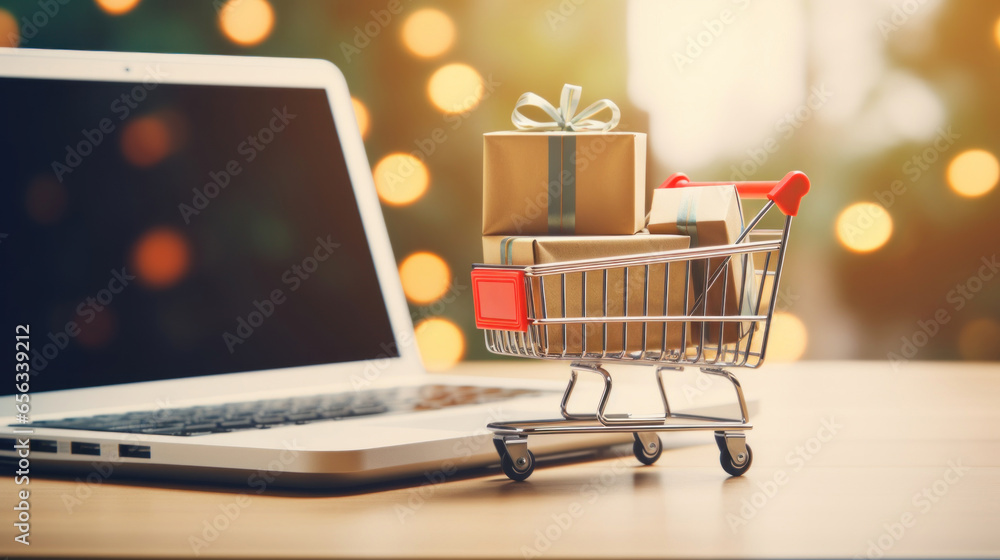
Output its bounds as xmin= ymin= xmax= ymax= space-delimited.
xmin=141 ymin=425 xmax=187 ymax=435
xmin=253 ymin=415 xmax=288 ymax=426
xmin=286 ymin=412 xmax=320 ymax=423
xmin=219 ymin=419 xmax=255 ymax=430
xmin=350 ymin=404 xmax=390 ymax=416
xmin=183 ymin=422 xmax=223 ymax=434
xmin=318 ymin=408 xmax=351 ymax=419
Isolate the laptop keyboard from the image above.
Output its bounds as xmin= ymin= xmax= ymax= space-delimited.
xmin=16 ymin=384 xmax=543 ymax=437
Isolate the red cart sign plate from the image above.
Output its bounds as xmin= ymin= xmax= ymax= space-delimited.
xmin=471 ymin=268 xmax=528 ymax=332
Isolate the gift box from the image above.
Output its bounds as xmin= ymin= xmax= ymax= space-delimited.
xmin=482 ymin=234 xmax=691 ymax=355
xmin=482 ymin=84 xmax=646 ymax=236
xmin=647 ymin=184 xmax=757 ymax=345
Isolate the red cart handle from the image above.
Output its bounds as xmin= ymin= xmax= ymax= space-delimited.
xmin=659 ymin=170 xmax=810 ymax=217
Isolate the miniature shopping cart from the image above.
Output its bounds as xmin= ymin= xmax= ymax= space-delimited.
xmin=471 ymin=171 xmax=810 ymax=481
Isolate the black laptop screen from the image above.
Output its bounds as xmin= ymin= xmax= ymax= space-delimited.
xmin=0 ymin=76 xmax=399 ymax=394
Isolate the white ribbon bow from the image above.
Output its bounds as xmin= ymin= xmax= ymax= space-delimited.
xmin=511 ymin=84 xmax=620 ymax=132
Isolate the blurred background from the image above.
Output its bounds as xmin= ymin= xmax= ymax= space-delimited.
xmin=1 ymin=0 xmax=998 ymax=371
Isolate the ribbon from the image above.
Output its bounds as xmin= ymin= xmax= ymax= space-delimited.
xmin=511 ymin=84 xmax=620 ymax=234
xmin=547 ymin=136 xmax=575 ymax=234
xmin=674 ymin=186 xmax=757 ymax=318
xmin=500 ymin=237 xmax=517 ymax=265
xmin=511 ymin=84 xmax=620 ymax=132
xmin=675 ymin=192 xmax=700 ymax=248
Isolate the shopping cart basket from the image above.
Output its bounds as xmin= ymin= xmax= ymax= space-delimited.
xmin=471 ymin=171 xmax=810 ymax=481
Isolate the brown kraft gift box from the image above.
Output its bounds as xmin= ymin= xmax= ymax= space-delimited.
xmin=482 ymin=234 xmax=691 ymax=356
xmin=647 ymin=184 xmax=758 ymax=345
xmin=483 ymin=131 xmax=646 ymax=236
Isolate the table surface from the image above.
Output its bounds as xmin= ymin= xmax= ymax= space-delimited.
xmin=2 ymin=360 xmax=999 ymax=559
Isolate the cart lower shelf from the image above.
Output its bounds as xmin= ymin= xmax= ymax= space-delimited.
xmin=488 ymin=363 xmax=754 ymax=481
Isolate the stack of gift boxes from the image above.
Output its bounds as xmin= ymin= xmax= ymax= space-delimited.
xmin=481 ymin=85 xmax=756 ymax=356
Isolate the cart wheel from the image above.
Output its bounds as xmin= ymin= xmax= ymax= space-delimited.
xmin=720 ymin=444 xmax=753 ymax=477
xmin=632 ymin=434 xmax=662 ymax=466
xmin=501 ymin=449 xmax=535 ymax=482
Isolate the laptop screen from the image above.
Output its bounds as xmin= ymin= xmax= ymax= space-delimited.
xmin=0 ymin=77 xmax=399 ymax=394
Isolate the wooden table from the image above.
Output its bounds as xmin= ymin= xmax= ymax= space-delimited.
xmin=2 ymin=360 xmax=998 ymax=558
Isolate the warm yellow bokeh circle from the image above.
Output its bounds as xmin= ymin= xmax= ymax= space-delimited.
xmin=415 ymin=318 xmax=464 ymax=371
xmin=219 ymin=0 xmax=275 ymax=46
xmin=402 ymin=9 xmax=455 ymax=58
xmin=373 ymin=153 xmax=429 ymax=206
xmin=836 ymin=202 xmax=893 ymax=253
xmin=947 ymin=149 xmax=999 ymax=198
xmin=399 ymin=252 xmax=451 ymax=304
xmin=95 ymin=0 xmax=141 ymax=15
xmin=767 ymin=312 xmax=808 ymax=362
xmin=427 ymin=63 xmax=484 ymax=114
xmin=351 ymin=97 xmax=370 ymax=140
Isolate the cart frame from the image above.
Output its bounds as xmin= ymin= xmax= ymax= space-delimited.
xmin=472 ymin=171 xmax=810 ymax=480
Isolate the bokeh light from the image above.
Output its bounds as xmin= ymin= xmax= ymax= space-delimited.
xmin=219 ymin=0 xmax=274 ymax=47
xmin=0 ymin=9 xmax=18 ymax=47
xmin=995 ymin=16 xmax=1000 ymax=50
xmin=373 ymin=153 xmax=429 ymax=205
xmin=415 ymin=317 xmax=465 ymax=371
xmin=836 ymin=202 xmax=893 ymax=253
xmin=427 ymin=63 xmax=484 ymax=114
xmin=767 ymin=312 xmax=808 ymax=362
xmin=399 ymin=252 xmax=451 ymax=304
xmin=95 ymin=0 xmax=141 ymax=15
xmin=76 ymin=309 xmax=117 ymax=348
xmin=131 ymin=227 xmax=191 ymax=289
xmin=351 ymin=97 xmax=370 ymax=140
xmin=946 ymin=149 xmax=999 ymax=198
xmin=402 ymin=9 xmax=456 ymax=58
xmin=24 ymin=175 xmax=68 ymax=225
xmin=120 ymin=115 xmax=172 ymax=168
xmin=958 ymin=318 xmax=1000 ymax=361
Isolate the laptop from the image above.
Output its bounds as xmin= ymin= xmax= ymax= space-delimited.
xmin=0 ymin=48 xmax=638 ymax=488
